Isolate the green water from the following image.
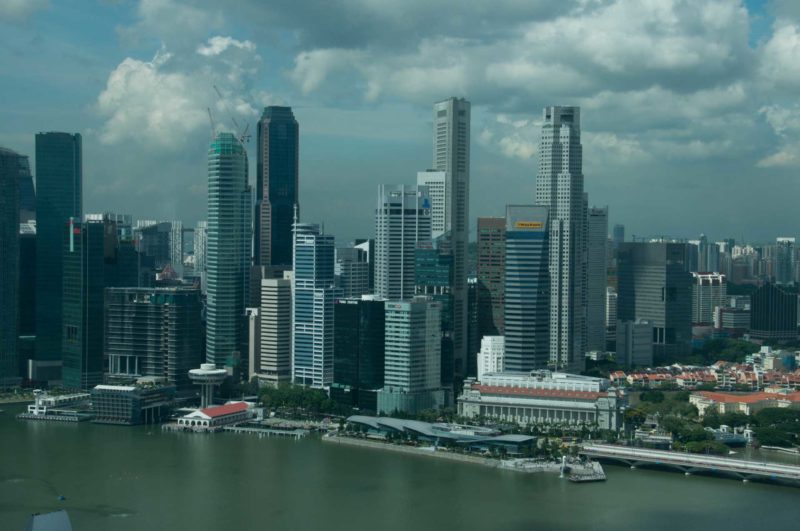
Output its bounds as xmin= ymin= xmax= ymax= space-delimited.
xmin=1 ymin=405 xmax=798 ymax=531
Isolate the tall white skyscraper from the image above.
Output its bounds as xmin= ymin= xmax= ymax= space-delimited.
xmin=535 ymin=106 xmax=587 ymax=373
xmin=587 ymin=206 xmax=608 ymax=351
xmin=206 ymin=133 xmax=251 ymax=369
xmin=432 ymin=97 xmax=470 ymax=381
xmin=374 ymin=184 xmax=432 ymax=300
xmin=292 ymin=223 xmax=336 ymax=388
xmin=258 ymin=276 xmax=293 ymax=387
xmin=416 ymin=170 xmax=447 ymax=239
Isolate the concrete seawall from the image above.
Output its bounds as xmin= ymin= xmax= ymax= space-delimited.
xmin=323 ymin=435 xmax=503 ymax=467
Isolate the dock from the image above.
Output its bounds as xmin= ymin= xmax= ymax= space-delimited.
xmin=223 ymin=426 xmax=308 ymax=440
xmin=581 ymin=444 xmax=800 ymax=485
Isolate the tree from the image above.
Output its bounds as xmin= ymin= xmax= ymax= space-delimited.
xmin=640 ymin=390 xmax=665 ymax=403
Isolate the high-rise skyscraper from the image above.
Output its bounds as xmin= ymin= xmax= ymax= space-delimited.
xmin=0 ymin=148 xmax=22 ymax=385
xmin=292 ymin=223 xmax=336 ymax=388
xmin=34 ymin=132 xmax=82 ymax=382
xmin=503 ymin=205 xmax=550 ymax=372
xmin=17 ymin=153 xmax=35 ymax=224
xmin=206 ymin=132 xmax=251 ymax=370
xmin=257 ymin=277 xmax=293 ymax=387
xmin=335 ymin=246 xmax=370 ymax=298
xmin=255 ymin=106 xmax=299 ymax=271
xmin=62 ymin=214 xmax=141 ymax=389
xmin=415 ymin=238 xmax=454 ymax=386
xmin=105 ymin=286 xmax=202 ymax=390
xmin=587 ymin=206 xmax=608 ymax=352
xmin=476 ymin=217 xmax=506 ymax=337
xmin=612 ymin=224 xmax=625 ymax=249
xmin=534 ymin=106 xmax=587 ymax=373
xmin=432 ymin=97 xmax=470 ymax=381
xmin=374 ymin=184 xmax=432 ymax=300
xmin=617 ymin=242 xmax=692 ymax=362
xmin=331 ymin=296 xmax=386 ymax=411
xmin=691 ymin=272 xmax=727 ymax=325
xmin=377 ymin=297 xmax=446 ymax=415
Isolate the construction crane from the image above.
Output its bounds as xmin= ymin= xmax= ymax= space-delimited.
xmin=212 ymin=84 xmax=251 ymax=145
xmin=207 ymin=107 xmax=216 ymax=139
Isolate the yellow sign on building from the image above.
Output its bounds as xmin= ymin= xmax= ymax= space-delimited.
xmin=515 ymin=221 xmax=544 ymax=229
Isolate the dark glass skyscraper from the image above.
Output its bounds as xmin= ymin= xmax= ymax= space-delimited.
xmin=255 ymin=106 xmax=299 ymax=270
xmin=34 ymin=132 xmax=82 ymax=382
xmin=0 ymin=148 xmax=21 ymax=385
xmin=62 ymin=215 xmax=141 ymax=389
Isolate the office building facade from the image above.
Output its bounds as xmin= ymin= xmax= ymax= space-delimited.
xmin=255 ymin=106 xmax=299 ymax=271
xmin=62 ymin=215 xmax=141 ymax=389
xmin=587 ymin=207 xmax=608 ymax=352
xmin=504 ymin=205 xmax=550 ymax=372
xmin=377 ymin=297 xmax=446 ymax=415
xmin=34 ymin=132 xmax=82 ymax=381
xmin=0 ymin=148 xmax=21 ymax=385
xmin=749 ymin=283 xmax=798 ymax=341
xmin=331 ymin=297 xmax=386 ymax=411
xmin=476 ymin=217 xmax=506 ymax=337
xmin=535 ymin=106 xmax=587 ymax=373
xmin=374 ymin=184 xmax=431 ymax=300
xmin=691 ymin=272 xmax=727 ymax=325
xmin=292 ymin=223 xmax=336 ymax=388
xmin=257 ymin=277 xmax=293 ymax=387
xmin=431 ymin=97 xmax=470 ymax=382
xmin=617 ymin=242 xmax=692 ymax=362
xmin=335 ymin=246 xmax=370 ymax=298
xmin=206 ymin=133 xmax=251 ymax=370
xmin=105 ymin=287 xmax=202 ymax=390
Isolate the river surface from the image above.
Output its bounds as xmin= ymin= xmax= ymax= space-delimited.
xmin=2 ymin=405 xmax=798 ymax=531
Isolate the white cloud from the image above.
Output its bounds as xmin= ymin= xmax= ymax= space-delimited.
xmin=97 ymin=36 xmax=265 ymax=150
xmin=759 ymin=22 xmax=800 ymax=90
xmin=0 ymin=0 xmax=48 ymax=21
xmin=757 ymin=104 xmax=800 ymax=167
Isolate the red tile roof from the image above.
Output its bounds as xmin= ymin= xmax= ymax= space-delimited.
xmin=474 ymin=384 xmax=604 ymax=400
xmin=695 ymin=391 xmax=800 ymax=404
xmin=201 ymin=402 xmax=249 ymax=418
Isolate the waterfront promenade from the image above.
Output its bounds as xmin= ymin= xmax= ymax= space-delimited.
xmin=581 ymin=444 xmax=800 ymax=485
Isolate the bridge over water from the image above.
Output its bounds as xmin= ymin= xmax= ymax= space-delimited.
xmin=580 ymin=444 xmax=800 ymax=486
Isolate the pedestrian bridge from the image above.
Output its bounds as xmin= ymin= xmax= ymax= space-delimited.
xmin=580 ymin=444 xmax=800 ymax=485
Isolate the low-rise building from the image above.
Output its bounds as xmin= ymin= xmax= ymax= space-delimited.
xmin=457 ymin=371 xmax=626 ymax=431
xmin=91 ymin=383 xmax=176 ymax=425
xmin=690 ymin=390 xmax=800 ymax=417
xmin=176 ymin=401 xmax=253 ymax=431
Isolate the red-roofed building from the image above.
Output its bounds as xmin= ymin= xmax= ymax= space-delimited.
xmin=690 ymin=390 xmax=800 ymax=416
xmin=177 ymin=401 xmax=253 ymax=431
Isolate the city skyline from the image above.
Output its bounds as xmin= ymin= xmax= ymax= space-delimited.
xmin=2 ymin=1 xmax=800 ymax=243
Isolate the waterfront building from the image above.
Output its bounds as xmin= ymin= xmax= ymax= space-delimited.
xmin=335 ymin=246 xmax=370 ymax=298
xmin=749 ymin=283 xmax=798 ymax=341
xmin=477 ymin=336 xmax=504 ymax=381
xmin=176 ymin=401 xmax=253 ymax=431
xmin=206 ymin=132 xmax=251 ymax=370
xmin=534 ymin=106 xmax=587 ymax=373
xmin=256 ymin=277 xmax=293 ymax=387
xmin=431 ymin=97 xmax=470 ymax=382
xmin=617 ymin=242 xmax=692 ymax=362
xmin=34 ymin=132 xmax=82 ymax=383
xmin=62 ymin=214 xmax=141 ymax=389
xmin=255 ymin=106 xmax=299 ymax=271
xmin=691 ymin=272 xmax=727 ymax=325
xmin=503 ymin=205 xmax=550 ymax=372
xmin=292 ymin=223 xmax=336 ymax=388
xmin=458 ymin=371 xmax=626 ymax=431
xmin=377 ymin=297 xmax=446 ymax=415
xmin=616 ymin=320 xmax=653 ymax=368
xmin=91 ymin=383 xmax=176 ymax=425
xmin=690 ymin=390 xmax=800 ymax=417
xmin=476 ymin=217 xmax=506 ymax=338
xmin=374 ymin=184 xmax=432 ymax=300
xmin=104 ymin=287 xmax=202 ymax=390
xmin=587 ymin=207 xmax=608 ymax=352
xmin=414 ymin=238 xmax=454 ymax=386
xmin=0 ymin=148 xmax=21 ymax=385
xmin=18 ymin=221 xmax=37 ymax=380
xmin=331 ymin=296 xmax=386 ymax=411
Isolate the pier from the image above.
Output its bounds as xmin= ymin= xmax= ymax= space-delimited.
xmin=580 ymin=444 xmax=800 ymax=485
xmin=223 ymin=426 xmax=308 ymax=440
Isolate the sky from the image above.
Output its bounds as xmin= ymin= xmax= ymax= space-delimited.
xmin=1 ymin=0 xmax=799 ymax=243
